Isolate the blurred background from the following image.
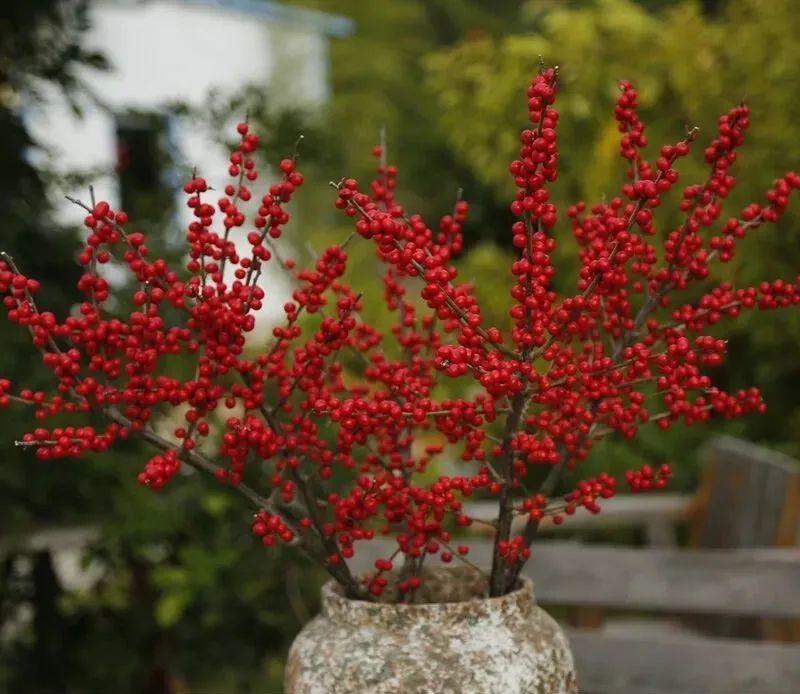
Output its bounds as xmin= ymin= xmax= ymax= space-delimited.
xmin=1 ymin=0 xmax=798 ymax=691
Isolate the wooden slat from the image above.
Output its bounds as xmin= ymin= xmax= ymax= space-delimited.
xmin=569 ymin=628 xmax=800 ymax=694
xmin=528 ymin=543 xmax=800 ymax=619
xmin=463 ymin=493 xmax=691 ymax=535
xmin=350 ymin=541 xmax=800 ymax=619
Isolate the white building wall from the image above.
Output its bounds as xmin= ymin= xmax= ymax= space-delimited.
xmin=29 ymin=0 xmax=331 ymax=214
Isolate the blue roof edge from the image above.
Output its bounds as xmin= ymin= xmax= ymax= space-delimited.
xmin=166 ymin=0 xmax=354 ymax=37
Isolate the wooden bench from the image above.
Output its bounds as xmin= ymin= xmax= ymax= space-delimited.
xmin=531 ymin=542 xmax=800 ymax=694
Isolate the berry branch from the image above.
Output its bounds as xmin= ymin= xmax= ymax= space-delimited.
xmin=3 ymin=68 xmax=799 ymax=602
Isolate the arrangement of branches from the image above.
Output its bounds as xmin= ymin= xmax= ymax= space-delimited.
xmin=3 ymin=66 xmax=798 ymax=602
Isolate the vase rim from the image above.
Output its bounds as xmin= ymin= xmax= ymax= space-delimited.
xmin=321 ymin=566 xmax=536 ymax=628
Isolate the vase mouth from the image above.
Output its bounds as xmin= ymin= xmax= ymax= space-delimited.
xmin=321 ymin=566 xmax=535 ymax=628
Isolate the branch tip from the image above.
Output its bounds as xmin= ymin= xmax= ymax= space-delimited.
xmin=292 ymin=134 xmax=305 ymax=161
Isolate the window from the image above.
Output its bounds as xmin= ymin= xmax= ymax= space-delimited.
xmin=115 ymin=112 xmax=175 ymax=229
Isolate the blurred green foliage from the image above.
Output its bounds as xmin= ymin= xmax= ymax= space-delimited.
xmin=283 ymin=0 xmax=530 ymax=239
xmin=1 ymin=0 xmax=799 ymax=691
xmin=426 ymin=0 xmax=800 ymax=217
xmin=2 ymin=472 xmax=321 ymax=691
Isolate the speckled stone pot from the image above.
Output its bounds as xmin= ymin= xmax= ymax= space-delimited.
xmin=285 ymin=566 xmax=576 ymax=693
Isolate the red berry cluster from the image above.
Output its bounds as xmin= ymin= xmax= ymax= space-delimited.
xmin=521 ymin=471 xmax=620 ymax=527
xmin=138 ymin=450 xmax=181 ymax=489
xmin=252 ymin=509 xmax=295 ymax=547
xmin=2 ymin=68 xmax=799 ymax=601
xmin=625 ymin=464 xmax=672 ymax=493
xmin=616 ymin=81 xmax=649 ymax=177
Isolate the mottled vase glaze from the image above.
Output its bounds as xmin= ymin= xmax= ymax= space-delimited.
xmin=285 ymin=566 xmax=576 ymax=693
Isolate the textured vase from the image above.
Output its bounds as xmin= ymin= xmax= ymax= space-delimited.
xmin=285 ymin=566 xmax=576 ymax=694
